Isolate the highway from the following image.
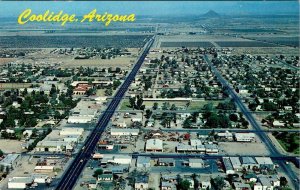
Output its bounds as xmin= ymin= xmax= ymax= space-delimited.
xmin=56 ymin=37 xmax=155 ymax=190
xmin=204 ymin=54 xmax=299 ymax=190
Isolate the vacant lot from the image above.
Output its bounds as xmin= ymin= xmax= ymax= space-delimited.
xmin=219 ymin=142 xmax=269 ymax=156
xmin=215 ymin=41 xmax=278 ymax=47
xmin=0 ymin=139 xmax=24 ymax=153
xmin=0 ymin=58 xmax=16 ymax=65
xmin=160 ymin=41 xmax=214 ymax=47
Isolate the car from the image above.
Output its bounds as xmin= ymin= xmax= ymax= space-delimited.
xmin=80 ymin=159 xmax=84 ymax=163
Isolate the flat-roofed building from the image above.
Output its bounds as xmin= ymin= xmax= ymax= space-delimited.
xmin=230 ymin=157 xmax=242 ymax=171
xmin=255 ymin=157 xmax=275 ymax=169
xmin=111 ymin=128 xmax=139 ymax=136
xmin=235 ymin=133 xmax=255 ymax=142
xmin=146 ymin=139 xmax=163 ymax=152
xmin=223 ymin=157 xmax=235 ymax=174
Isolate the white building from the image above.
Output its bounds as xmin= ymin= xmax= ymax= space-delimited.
xmin=103 ymin=155 xmax=132 ymax=165
xmin=60 ymin=127 xmax=84 ymax=136
xmin=110 ymin=128 xmax=139 ymax=136
xmin=235 ymin=133 xmax=256 ymax=142
xmin=146 ymin=139 xmax=163 ymax=152
xmin=8 ymin=177 xmax=34 ymax=189
xmin=136 ymin=156 xmax=151 ymax=168
xmin=189 ymin=159 xmax=205 ymax=168
xmin=34 ymin=166 xmax=54 ymax=173
xmin=223 ymin=157 xmax=235 ymax=174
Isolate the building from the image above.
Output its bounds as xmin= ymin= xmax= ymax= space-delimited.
xmin=98 ymin=174 xmax=113 ymax=182
xmin=8 ymin=177 xmax=34 ymax=189
xmin=32 ymin=174 xmax=52 ymax=184
xmin=135 ymin=175 xmax=149 ymax=190
xmin=205 ymin=144 xmax=219 ymax=154
xmin=233 ymin=182 xmax=251 ymax=190
xmin=35 ymin=141 xmax=73 ymax=152
xmin=145 ymin=139 xmax=163 ymax=152
xmin=158 ymin=158 xmax=175 ymax=166
xmin=243 ymin=173 xmax=258 ymax=183
xmin=136 ymin=156 xmax=151 ymax=168
xmin=110 ymin=128 xmax=139 ymax=136
xmin=60 ymin=127 xmax=84 ymax=136
xmin=0 ymin=154 xmax=20 ymax=169
xmin=34 ymin=166 xmax=54 ymax=173
xmin=217 ymin=131 xmax=233 ymax=141
xmin=230 ymin=157 xmax=242 ymax=171
xmin=73 ymin=84 xmax=92 ymax=95
xmin=255 ymin=157 xmax=275 ymax=169
xmin=241 ymin=157 xmax=258 ymax=170
xmin=258 ymin=175 xmax=280 ymax=189
xmin=189 ymin=158 xmax=205 ymax=168
xmin=102 ymin=155 xmax=132 ymax=165
xmin=223 ymin=157 xmax=235 ymax=174
xmin=235 ymin=133 xmax=256 ymax=142
xmin=161 ymin=182 xmax=176 ymax=190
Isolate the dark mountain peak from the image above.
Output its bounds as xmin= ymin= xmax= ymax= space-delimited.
xmin=202 ymin=10 xmax=220 ymax=18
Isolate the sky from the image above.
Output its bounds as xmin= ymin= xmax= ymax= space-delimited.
xmin=0 ymin=1 xmax=299 ymax=17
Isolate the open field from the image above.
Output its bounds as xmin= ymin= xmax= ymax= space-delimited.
xmin=215 ymin=41 xmax=279 ymax=47
xmin=160 ymin=41 xmax=214 ymax=47
xmin=0 ymin=35 xmax=151 ymax=48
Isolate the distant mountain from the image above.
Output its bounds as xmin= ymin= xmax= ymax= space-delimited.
xmin=202 ymin=10 xmax=220 ymax=18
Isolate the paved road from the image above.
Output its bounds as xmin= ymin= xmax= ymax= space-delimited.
xmin=55 ymin=37 xmax=155 ymax=190
xmin=204 ymin=54 xmax=299 ymax=190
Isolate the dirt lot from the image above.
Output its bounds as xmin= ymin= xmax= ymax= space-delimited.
xmin=219 ymin=142 xmax=270 ymax=156
xmin=0 ymin=58 xmax=16 ymax=65
xmin=0 ymin=139 xmax=24 ymax=153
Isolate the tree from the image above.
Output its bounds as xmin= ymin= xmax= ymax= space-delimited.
xmin=93 ymin=169 xmax=103 ymax=177
xmin=229 ymin=114 xmax=238 ymax=122
xmin=129 ymin=97 xmax=136 ymax=109
xmin=211 ymin=177 xmax=225 ymax=190
xmin=178 ymin=179 xmax=191 ymax=190
xmin=145 ymin=109 xmax=152 ymax=119
xmin=153 ymin=102 xmax=158 ymax=110
xmin=0 ymin=149 xmax=3 ymax=157
xmin=280 ymin=176 xmax=288 ymax=187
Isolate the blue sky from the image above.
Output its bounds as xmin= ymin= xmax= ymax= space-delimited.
xmin=0 ymin=1 xmax=299 ymax=17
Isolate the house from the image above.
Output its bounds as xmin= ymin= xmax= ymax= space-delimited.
xmin=98 ymin=174 xmax=113 ymax=182
xmin=223 ymin=157 xmax=235 ymax=174
xmin=235 ymin=133 xmax=255 ymax=142
xmin=158 ymin=158 xmax=175 ymax=166
xmin=258 ymin=176 xmax=280 ymax=190
xmin=243 ymin=173 xmax=258 ymax=183
xmin=198 ymin=176 xmax=211 ymax=189
xmin=241 ymin=157 xmax=258 ymax=170
xmin=8 ymin=177 xmax=34 ymax=189
xmin=273 ymin=120 xmax=285 ymax=127
xmin=233 ymin=182 xmax=251 ymax=190
xmin=110 ymin=128 xmax=139 ymax=136
xmin=0 ymin=154 xmax=20 ymax=169
xmin=73 ymin=84 xmax=92 ymax=95
xmin=161 ymin=182 xmax=176 ymax=190
xmin=136 ymin=156 xmax=151 ymax=168
xmin=255 ymin=157 xmax=274 ymax=169
xmin=253 ymin=182 xmax=263 ymax=190
xmin=135 ymin=175 xmax=149 ymax=190
xmin=146 ymin=139 xmax=163 ymax=152
xmin=189 ymin=158 xmax=205 ymax=168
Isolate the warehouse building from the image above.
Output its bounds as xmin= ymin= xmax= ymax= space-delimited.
xmin=255 ymin=157 xmax=275 ymax=169
xmin=230 ymin=157 xmax=242 ymax=171
xmin=189 ymin=159 xmax=205 ymax=168
xmin=0 ymin=154 xmax=20 ymax=169
xmin=60 ymin=127 xmax=84 ymax=136
xmin=223 ymin=157 xmax=235 ymax=174
xmin=8 ymin=177 xmax=34 ymax=189
xmin=35 ymin=141 xmax=73 ymax=152
xmin=110 ymin=128 xmax=139 ymax=136
xmin=235 ymin=133 xmax=256 ymax=142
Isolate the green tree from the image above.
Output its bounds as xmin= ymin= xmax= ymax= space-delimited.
xmin=93 ymin=169 xmax=103 ymax=177
xmin=178 ymin=179 xmax=191 ymax=190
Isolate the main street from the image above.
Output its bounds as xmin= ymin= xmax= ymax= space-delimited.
xmin=204 ymin=54 xmax=299 ymax=190
xmin=56 ymin=37 xmax=155 ymax=190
